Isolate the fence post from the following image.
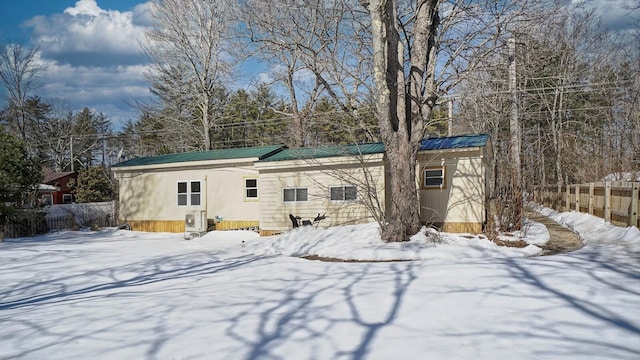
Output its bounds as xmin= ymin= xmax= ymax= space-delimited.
xmin=575 ymin=184 xmax=580 ymax=212
xmin=631 ymin=182 xmax=639 ymax=227
xmin=604 ymin=181 xmax=611 ymax=223
xmin=565 ymin=184 xmax=570 ymax=211
xmin=588 ymin=182 xmax=594 ymax=215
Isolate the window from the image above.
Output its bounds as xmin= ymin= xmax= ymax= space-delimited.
xmin=42 ymin=194 xmax=52 ymax=205
xmin=63 ymin=194 xmax=73 ymax=204
xmin=178 ymin=181 xmax=202 ymax=206
xmin=245 ymin=178 xmax=258 ymax=199
xmin=190 ymin=181 xmax=201 ymax=206
xmin=330 ymin=185 xmax=357 ymax=201
xmin=178 ymin=182 xmax=188 ymax=206
xmin=423 ymin=167 xmax=445 ymax=189
xmin=283 ymin=187 xmax=308 ymax=202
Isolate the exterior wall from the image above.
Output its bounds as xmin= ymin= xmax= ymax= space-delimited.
xmin=114 ymin=162 xmax=261 ymax=232
xmin=417 ymin=148 xmax=486 ymax=233
xmin=44 ymin=174 xmax=77 ymax=204
xmin=256 ymin=155 xmax=386 ymax=234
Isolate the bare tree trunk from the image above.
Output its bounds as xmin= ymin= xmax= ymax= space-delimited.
xmin=382 ymin=136 xmax=421 ymax=241
xmin=367 ymin=0 xmax=430 ymax=241
xmin=508 ymin=37 xmax=523 ymax=229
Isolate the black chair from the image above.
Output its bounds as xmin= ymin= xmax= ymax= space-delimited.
xmin=289 ymin=214 xmax=300 ymax=228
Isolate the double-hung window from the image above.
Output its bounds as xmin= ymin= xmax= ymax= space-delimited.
xmin=178 ymin=180 xmax=201 ymax=206
xmin=423 ymin=167 xmax=445 ymax=189
xmin=245 ymin=178 xmax=258 ymax=199
xmin=330 ymin=185 xmax=357 ymax=201
xmin=283 ymin=187 xmax=308 ymax=202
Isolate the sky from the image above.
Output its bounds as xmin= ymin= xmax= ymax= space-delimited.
xmin=0 ymin=0 xmax=638 ymax=130
xmin=0 ymin=0 xmax=155 ymax=128
xmin=1 ymin=205 xmax=639 ymax=358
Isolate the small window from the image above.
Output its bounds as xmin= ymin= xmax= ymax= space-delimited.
xmin=42 ymin=194 xmax=52 ymax=205
xmin=423 ymin=167 xmax=445 ymax=189
xmin=245 ymin=178 xmax=258 ymax=199
xmin=177 ymin=182 xmax=188 ymax=206
xmin=283 ymin=187 xmax=308 ymax=202
xmin=63 ymin=194 xmax=73 ymax=204
xmin=330 ymin=185 xmax=357 ymax=201
xmin=178 ymin=180 xmax=202 ymax=206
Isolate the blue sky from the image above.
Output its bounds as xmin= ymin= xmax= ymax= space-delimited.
xmin=0 ymin=0 xmax=637 ymax=130
xmin=0 ymin=0 xmax=153 ymax=128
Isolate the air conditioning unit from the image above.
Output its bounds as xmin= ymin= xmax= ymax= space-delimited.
xmin=185 ymin=210 xmax=207 ymax=233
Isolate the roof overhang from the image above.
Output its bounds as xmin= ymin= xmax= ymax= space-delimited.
xmin=112 ymin=157 xmax=263 ymax=173
xmin=255 ymin=152 xmax=385 ymax=171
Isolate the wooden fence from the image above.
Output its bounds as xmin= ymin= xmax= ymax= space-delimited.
xmin=1 ymin=201 xmax=119 ymax=239
xmin=534 ymin=182 xmax=640 ymax=228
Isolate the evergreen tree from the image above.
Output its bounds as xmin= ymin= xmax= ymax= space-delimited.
xmin=70 ymin=166 xmax=116 ymax=203
xmin=0 ymin=128 xmax=41 ymax=234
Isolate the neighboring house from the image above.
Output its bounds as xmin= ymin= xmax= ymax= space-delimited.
xmin=111 ymin=134 xmax=491 ymax=235
xmin=41 ymin=168 xmax=78 ymax=205
xmin=111 ymin=145 xmax=285 ymax=233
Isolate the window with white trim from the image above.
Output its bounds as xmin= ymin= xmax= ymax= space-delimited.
xmin=245 ymin=178 xmax=258 ymax=199
xmin=177 ymin=181 xmax=201 ymax=206
xmin=423 ymin=167 xmax=445 ymax=188
xmin=330 ymin=185 xmax=357 ymax=201
xmin=283 ymin=187 xmax=308 ymax=202
xmin=63 ymin=194 xmax=73 ymax=204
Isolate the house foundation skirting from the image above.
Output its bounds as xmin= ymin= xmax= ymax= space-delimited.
xmin=215 ymin=220 xmax=259 ymax=231
xmin=124 ymin=220 xmax=185 ymax=233
xmin=122 ymin=219 xmax=260 ymax=233
xmin=432 ymin=222 xmax=483 ymax=234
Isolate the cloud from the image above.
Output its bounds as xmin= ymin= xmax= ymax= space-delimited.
xmin=573 ymin=0 xmax=638 ymax=32
xmin=15 ymin=0 xmax=154 ymax=128
xmin=35 ymin=59 xmax=151 ymax=127
xmin=24 ymin=0 xmax=148 ymax=67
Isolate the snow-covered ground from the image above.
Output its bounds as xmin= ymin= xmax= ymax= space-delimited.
xmin=1 ymin=207 xmax=639 ymax=359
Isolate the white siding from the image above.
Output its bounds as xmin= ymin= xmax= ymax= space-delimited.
xmin=257 ymin=156 xmax=386 ymax=232
xmin=418 ymin=149 xmax=486 ymax=225
xmin=115 ymin=163 xmax=260 ymax=222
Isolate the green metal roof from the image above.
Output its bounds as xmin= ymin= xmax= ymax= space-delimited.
xmin=419 ymin=134 xmax=489 ymax=151
xmin=112 ymin=134 xmax=488 ymax=168
xmin=113 ymin=145 xmax=286 ymax=168
xmin=259 ymin=142 xmax=385 ymax=162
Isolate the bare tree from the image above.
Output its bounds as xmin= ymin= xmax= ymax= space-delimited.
xmin=241 ymin=0 xmax=376 ymax=147
xmin=362 ymin=0 xmax=549 ymax=240
xmin=0 ymin=44 xmax=45 ymax=141
xmin=142 ymin=0 xmax=234 ymax=150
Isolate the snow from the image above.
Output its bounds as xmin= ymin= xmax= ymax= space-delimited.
xmin=248 ymin=222 xmax=543 ymax=261
xmin=1 ymin=208 xmax=639 ymax=359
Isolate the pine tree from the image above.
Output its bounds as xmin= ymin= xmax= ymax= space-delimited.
xmin=0 ymin=129 xmax=41 ymax=233
xmin=70 ymin=167 xmax=116 ymax=203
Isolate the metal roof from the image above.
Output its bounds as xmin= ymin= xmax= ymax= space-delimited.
xmin=112 ymin=145 xmax=286 ymax=168
xmin=111 ymin=135 xmax=489 ymax=168
xmin=419 ymin=134 xmax=489 ymax=151
xmin=259 ymin=142 xmax=386 ymax=162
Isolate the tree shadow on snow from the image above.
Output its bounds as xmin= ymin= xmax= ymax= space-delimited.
xmin=449 ymin=249 xmax=640 ymax=359
xmin=223 ymin=261 xmax=419 ymax=360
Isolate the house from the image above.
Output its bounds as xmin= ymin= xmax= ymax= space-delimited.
xmin=41 ymin=168 xmax=78 ymax=205
xmin=111 ymin=145 xmax=285 ymax=232
xmin=111 ymin=134 xmax=491 ymax=235
xmin=416 ymin=134 xmax=491 ymax=233
xmin=254 ymin=142 xmax=387 ymax=235
xmin=256 ymin=134 xmax=491 ymax=235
